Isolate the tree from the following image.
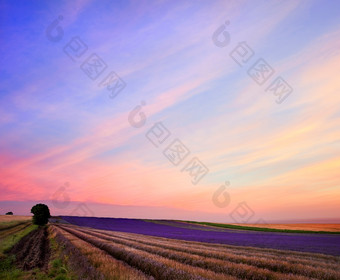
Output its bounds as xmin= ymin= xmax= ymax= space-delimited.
xmin=31 ymin=204 xmax=51 ymax=225
xmin=5 ymin=211 xmax=13 ymax=215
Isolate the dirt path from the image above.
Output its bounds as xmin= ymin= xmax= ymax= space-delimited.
xmin=9 ymin=227 xmax=50 ymax=271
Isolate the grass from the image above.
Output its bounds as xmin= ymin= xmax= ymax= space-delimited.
xmin=182 ymin=220 xmax=340 ymax=234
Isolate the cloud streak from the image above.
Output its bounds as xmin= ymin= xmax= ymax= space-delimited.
xmin=1 ymin=0 xmax=340 ymax=222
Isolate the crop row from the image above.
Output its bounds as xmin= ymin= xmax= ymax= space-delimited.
xmin=66 ymin=226 xmax=327 ymax=280
xmin=85 ymin=226 xmax=340 ymax=277
xmin=56 ymin=225 xmax=232 ymax=280
xmin=86 ymin=225 xmax=340 ymax=264
xmin=53 ymin=226 xmax=152 ymax=280
xmin=94 ymin=230 xmax=340 ymax=273
xmin=54 ymin=225 xmax=237 ymax=280
xmin=50 ymin=226 xmax=105 ymax=280
xmin=61 ymin=216 xmax=340 ymax=256
xmin=58 ymin=224 xmax=339 ymax=280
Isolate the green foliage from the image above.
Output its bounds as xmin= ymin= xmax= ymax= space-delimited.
xmin=0 ymin=265 xmax=22 ymax=280
xmin=52 ymin=258 xmax=62 ymax=268
xmin=0 ymin=255 xmax=22 ymax=279
xmin=0 ymin=255 xmax=15 ymax=272
xmin=31 ymin=204 xmax=51 ymax=225
xmin=55 ymin=275 xmax=70 ymax=280
xmin=48 ymin=258 xmax=69 ymax=278
xmin=48 ymin=237 xmax=74 ymax=280
xmin=5 ymin=212 xmax=13 ymax=215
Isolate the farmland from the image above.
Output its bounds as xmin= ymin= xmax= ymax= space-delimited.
xmin=0 ymin=215 xmax=32 ymax=231
xmin=181 ymin=221 xmax=340 ymax=234
xmin=1 ymin=216 xmax=340 ymax=279
xmin=0 ymin=215 xmax=32 ymax=223
xmin=0 ymin=216 xmax=35 ymax=261
xmin=61 ymin=216 xmax=340 ymax=256
xmin=229 ymin=223 xmax=340 ymax=232
xmin=0 ymin=217 xmax=75 ymax=279
xmin=51 ymin=221 xmax=340 ymax=279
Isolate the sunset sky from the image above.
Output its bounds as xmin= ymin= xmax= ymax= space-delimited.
xmin=1 ymin=0 xmax=340 ymax=223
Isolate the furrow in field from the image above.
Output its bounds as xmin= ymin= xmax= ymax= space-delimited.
xmin=0 ymin=222 xmax=31 ymax=239
xmin=9 ymin=227 xmax=50 ymax=271
xmin=67 ymin=225 xmax=315 ymax=280
xmin=52 ymin=225 xmax=151 ymax=280
xmin=88 ymin=226 xmax=340 ymax=277
xmin=58 ymin=225 xmax=213 ymax=280
xmin=0 ymin=221 xmax=30 ymax=231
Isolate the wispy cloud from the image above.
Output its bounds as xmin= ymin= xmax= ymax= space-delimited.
xmin=1 ymin=0 xmax=340 ymax=221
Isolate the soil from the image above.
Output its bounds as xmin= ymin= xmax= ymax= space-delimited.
xmin=9 ymin=227 xmax=50 ymax=271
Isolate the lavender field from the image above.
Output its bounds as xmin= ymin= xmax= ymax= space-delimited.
xmin=61 ymin=216 xmax=340 ymax=256
xmin=50 ymin=219 xmax=340 ymax=280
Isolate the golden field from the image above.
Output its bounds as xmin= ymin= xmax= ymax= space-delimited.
xmin=232 ymin=223 xmax=340 ymax=232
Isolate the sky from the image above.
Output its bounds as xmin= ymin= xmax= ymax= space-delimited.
xmin=1 ymin=0 xmax=340 ymax=223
